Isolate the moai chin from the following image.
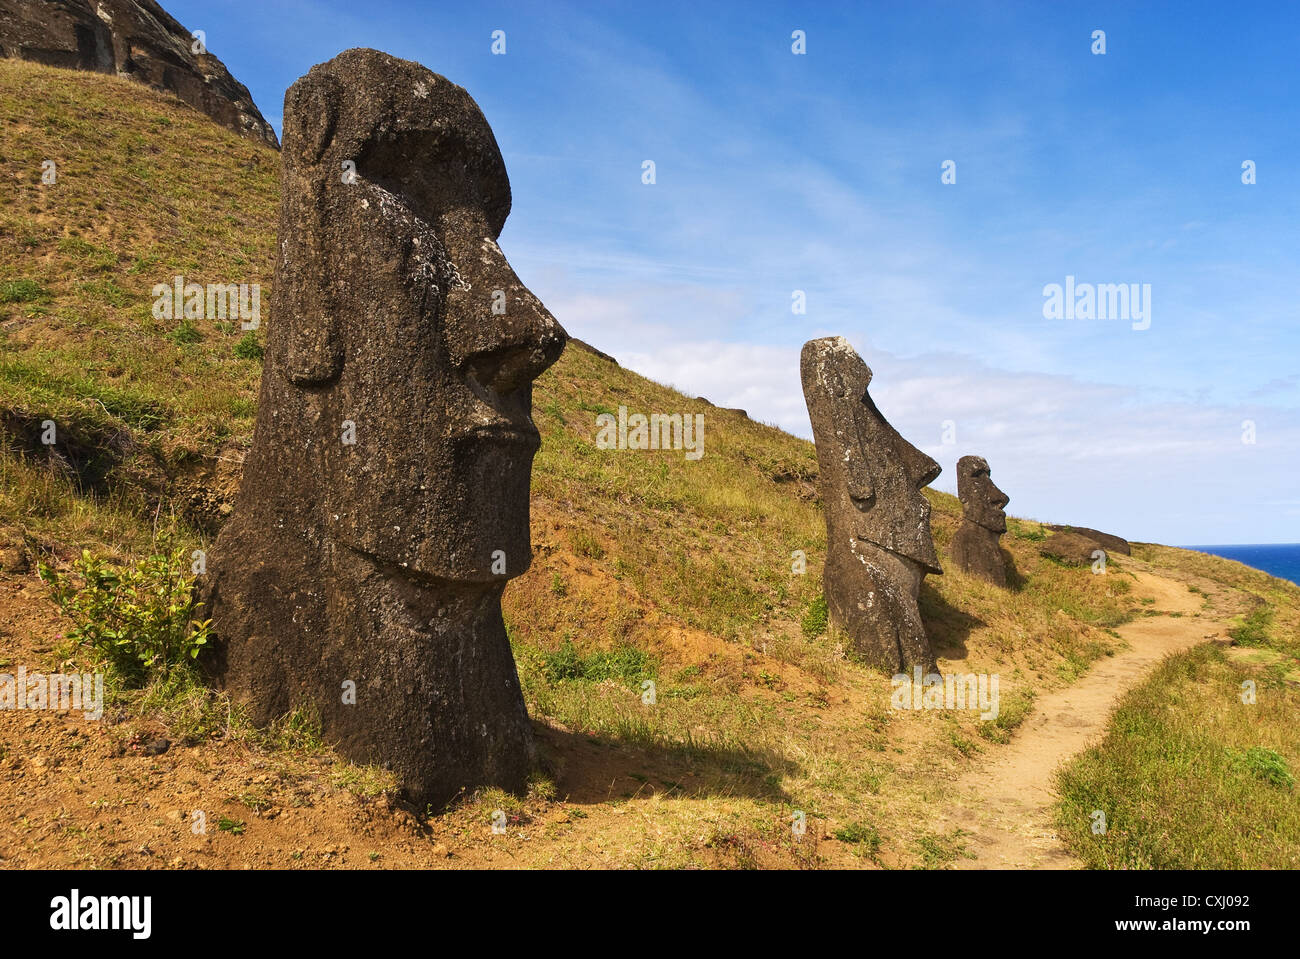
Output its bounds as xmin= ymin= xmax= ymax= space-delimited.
xmin=201 ymin=48 xmax=567 ymax=809
xmin=950 ymin=455 xmax=1011 ymax=587
xmin=800 ymin=336 xmax=942 ymax=672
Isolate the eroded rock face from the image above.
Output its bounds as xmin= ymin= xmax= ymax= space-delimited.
xmin=0 ymin=0 xmax=278 ymax=145
xmin=201 ymin=48 xmax=567 ymax=809
xmin=800 ymin=336 xmax=941 ymax=672
xmin=1046 ymin=525 xmax=1130 ymax=556
xmin=950 ymin=455 xmax=1011 ymax=586
xmin=1040 ymin=531 xmax=1107 ymax=567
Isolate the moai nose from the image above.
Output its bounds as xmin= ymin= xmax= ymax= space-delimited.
xmin=442 ymin=225 xmax=567 ymax=393
xmin=900 ymin=441 xmax=942 ymax=491
xmin=991 ymin=484 xmax=1010 ymax=510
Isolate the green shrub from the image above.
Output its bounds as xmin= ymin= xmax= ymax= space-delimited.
xmin=1229 ymin=746 xmax=1294 ymax=791
xmin=233 ymin=331 xmax=264 ymax=360
xmin=1229 ymin=605 xmax=1272 ymax=647
xmin=38 ymin=538 xmax=210 ymax=686
xmin=0 ymin=279 xmax=51 ymax=303
xmin=170 ymin=318 xmax=202 ymax=345
xmin=801 ymin=595 xmax=828 ymax=640
xmin=834 ymin=821 xmax=881 ymax=852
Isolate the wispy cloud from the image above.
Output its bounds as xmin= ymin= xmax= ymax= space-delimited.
xmin=170 ymin=0 xmax=1300 ymax=544
xmin=588 ymin=331 xmax=1299 ymax=545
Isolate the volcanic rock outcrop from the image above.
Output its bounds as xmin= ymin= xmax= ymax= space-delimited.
xmin=950 ymin=455 xmax=1011 ymax=586
xmin=201 ymin=48 xmax=567 ymax=808
xmin=1040 ymin=531 xmax=1108 ymax=567
xmin=800 ymin=336 xmax=942 ymax=672
xmin=1046 ymin=525 xmax=1130 ymax=556
xmin=0 ymin=0 xmax=278 ymax=145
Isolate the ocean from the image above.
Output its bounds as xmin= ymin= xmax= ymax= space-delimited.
xmin=1183 ymin=543 xmax=1300 ymax=587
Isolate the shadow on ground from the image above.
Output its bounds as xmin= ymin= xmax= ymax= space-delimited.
xmin=920 ymin=581 xmax=986 ymax=661
xmin=533 ymin=722 xmax=796 ymax=804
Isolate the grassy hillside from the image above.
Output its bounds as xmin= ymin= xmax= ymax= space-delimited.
xmin=1055 ymin=545 xmax=1300 ymax=868
xmin=2 ymin=58 xmax=1296 ymax=868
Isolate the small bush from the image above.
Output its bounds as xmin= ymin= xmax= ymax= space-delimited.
xmin=170 ymin=318 xmax=202 ymax=345
xmin=1229 ymin=605 xmax=1272 ymax=647
xmin=801 ymin=595 xmax=828 ymax=640
xmin=834 ymin=821 xmax=881 ymax=853
xmin=233 ymin=331 xmax=264 ymax=360
xmin=38 ymin=538 xmax=210 ymax=687
xmin=0 ymin=279 xmax=51 ymax=304
xmin=1229 ymin=746 xmax=1294 ymax=791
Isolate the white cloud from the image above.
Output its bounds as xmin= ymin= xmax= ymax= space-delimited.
xmin=550 ymin=326 xmax=1300 ymax=545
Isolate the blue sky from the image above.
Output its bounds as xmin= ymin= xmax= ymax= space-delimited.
xmin=170 ymin=0 xmax=1299 ymax=545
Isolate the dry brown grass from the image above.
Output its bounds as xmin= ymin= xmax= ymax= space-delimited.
xmin=1 ymin=59 xmax=1292 ymax=868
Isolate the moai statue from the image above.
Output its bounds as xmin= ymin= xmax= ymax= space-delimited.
xmin=950 ymin=455 xmax=1011 ymax=586
xmin=201 ymin=49 xmax=567 ymax=809
xmin=800 ymin=337 xmax=942 ymax=672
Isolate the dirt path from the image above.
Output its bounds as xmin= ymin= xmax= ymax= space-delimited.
xmin=939 ymin=568 xmax=1234 ymax=869
xmin=0 ymin=554 xmax=1246 ymax=870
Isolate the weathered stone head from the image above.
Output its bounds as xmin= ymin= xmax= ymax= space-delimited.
xmin=277 ymin=47 xmax=566 ymax=580
xmin=957 ymin=456 xmax=1009 ymax=534
xmin=202 ymin=49 xmax=566 ymax=808
xmin=801 ymin=336 xmax=941 ymax=672
xmin=800 ymin=337 xmax=941 ymax=572
xmin=951 ymin=455 xmax=1011 ymax=586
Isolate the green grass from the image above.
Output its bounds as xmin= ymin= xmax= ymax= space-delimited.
xmin=0 ymin=59 xmax=277 ymax=465
xmin=1227 ymin=746 xmax=1294 ymax=791
xmin=800 ymin=595 xmax=828 ymax=640
xmin=539 ymin=638 xmax=656 ymax=685
xmin=1055 ymin=637 xmax=1300 ymax=868
xmin=6 ymin=57 xmax=1300 ymax=869
xmin=233 ymin=331 xmax=264 ymax=360
xmin=833 ymin=820 xmax=881 ymax=855
xmin=976 ymin=687 xmax=1036 ymax=744
xmin=1 ymin=278 xmax=50 ymax=303
xmin=914 ymin=829 xmax=972 ymax=868
xmin=1228 ymin=604 xmax=1273 ymax=647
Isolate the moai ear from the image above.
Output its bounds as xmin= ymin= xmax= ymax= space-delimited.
xmin=284 ymin=264 xmax=343 ymax=386
xmin=282 ymin=71 xmax=341 ymax=165
xmin=281 ymin=72 xmax=344 ymax=387
xmin=847 ymin=475 xmax=876 ymax=508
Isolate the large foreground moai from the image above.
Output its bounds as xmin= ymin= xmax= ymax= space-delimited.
xmin=950 ymin=455 xmax=1011 ymax=586
xmin=800 ymin=337 xmax=942 ymax=672
xmin=202 ymin=49 xmax=567 ymax=808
